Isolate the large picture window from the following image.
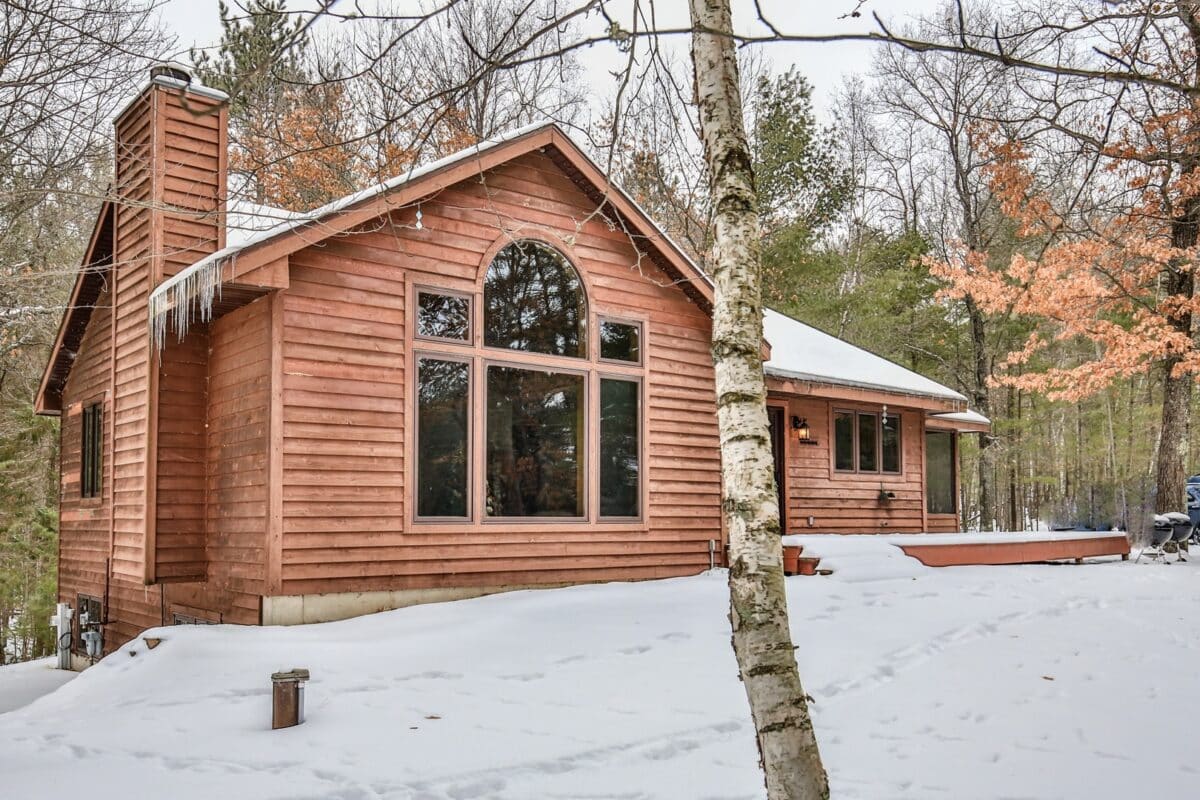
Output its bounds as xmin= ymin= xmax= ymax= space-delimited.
xmin=486 ymin=366 xmax=584 ymax=517
xmin=414 ymin=239 xmax=647 ymax=525
xmin=926 ymin=431 xmax=956 ymax=514
xmin=834 ymin=409 xmax=901 ymax=474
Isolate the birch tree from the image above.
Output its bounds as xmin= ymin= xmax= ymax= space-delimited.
xmin=689 ymin=2 xmax=828 ymax=796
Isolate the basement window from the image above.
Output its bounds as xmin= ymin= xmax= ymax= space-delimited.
xmin=80 ymin=402 xmax=102 ymax=498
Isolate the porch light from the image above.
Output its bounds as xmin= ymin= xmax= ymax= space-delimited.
xmin=790 ymin=415 xmax=812 ymax=443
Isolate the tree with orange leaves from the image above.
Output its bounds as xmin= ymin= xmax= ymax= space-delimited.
xmin=933 ymin=86 xmax=1200 ymax=512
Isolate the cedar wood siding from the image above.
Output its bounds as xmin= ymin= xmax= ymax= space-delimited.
xmin=277 ymin=150 xmax=722 ymax=596
xmin=772 ymin=396 xmax=931 ymax=533
xmin=58 ymin=284 xmax=113 ymax=635
xmin=154 ymin=328 xmax=208 ymax=580
xmin=201 ymin=299 xmax=271 ymax=623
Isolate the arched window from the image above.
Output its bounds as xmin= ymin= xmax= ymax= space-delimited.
xmin=484 ymin=241 xmax=587 ymax=358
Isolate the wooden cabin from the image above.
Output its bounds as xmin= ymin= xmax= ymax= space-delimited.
xmin=35 ymin=66 xmax=985 ymax=660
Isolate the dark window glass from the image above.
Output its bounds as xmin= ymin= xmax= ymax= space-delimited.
xmin=416 ymin=358 xmax=470 ymax=517
xmin=600 ymin=320 xmax=640 ymax=363
xmin=926 ymin=431 xmax=956 ymax=514
xmin=882 ymin=415 xmax=901 ymax=473
xmin=484 ymin=241 xmax=586 ymax=357
xmin=600 ymin=379 xmax=639 ymax=517
xmin=486 ymin=366 xmax=584 ymax=517
xmin=834 ymin=411 xmax=854 ymax=471
xmin=81 ymin=403 xmax=102 ymax=498
xmin=417 ymin=292 xmax=470 ymax=341
xmin=858 ymin=413 xmax=878 ymax=472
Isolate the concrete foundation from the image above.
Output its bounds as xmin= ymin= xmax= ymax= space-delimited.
xmin=260 ymin=583 xmax=571 ymax=626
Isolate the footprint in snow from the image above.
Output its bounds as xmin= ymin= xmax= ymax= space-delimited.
xmin=658 ymin=632 xmax=691 ymax=641
xmin=499 ymin=672 xmax=544 ymax=682
xmin=619 ymin=645 xmax=651 ymax=655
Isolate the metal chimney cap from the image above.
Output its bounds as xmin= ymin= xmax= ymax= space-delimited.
xmin=150 ymin=61 xmax=193 ymax=84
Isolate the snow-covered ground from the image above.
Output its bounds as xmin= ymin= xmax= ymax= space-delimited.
xmin=0 ymin=657 xmax=75 ymax=714
xmin=1 ymin=547 xmax=1196 ymax=799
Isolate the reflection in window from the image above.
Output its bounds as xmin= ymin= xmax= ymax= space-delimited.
xmin=834 ymin=411 xmax=854 ymax=471
xmin=600 ymin=379 xmax=639 ymax=517
xmin=416 ymin=358 xmax=469 ymax=517
xmin=882 ymin=415 xmax=901 ymax=473
xmin=858 ymin=412 xmax=878 ymax=472
xmin=600 ymin=320 xmax=640 ymax=363
xmin=486 ymin=366 xmax=584 ymax=517
xmin=484 ymin=241 xmax=586 ymax=357
xmin=417 ymin=292 xmax=470 ymax=341
xmin=926 ymin=431 xmax=956 ymax=514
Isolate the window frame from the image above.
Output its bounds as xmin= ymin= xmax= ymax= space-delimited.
xmin=482 ymin=357 xmax=590 ymax=523
xmin=596 ymin=373 xmax=644 ymax=520
xmin=405 ymin=237 xmax=649 ymax=531
xmin=832 ymin=406 xmax=903 ymax=475
xmin=482 ymin=239 xmax=589 ymax=360
xmin=925 ymin=429 xmax=958 ymax=516
xmin=412 ymin=350 xmax=474 ymax=523
xmin=597 ymin=316 xmax=644 ymax=366
xmin=80 ymin=401 xmax=103 ymax=499
xmin=413 ymin=285 xmax=473 ymax=346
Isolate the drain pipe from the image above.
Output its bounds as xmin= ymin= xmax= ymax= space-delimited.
xmin=708 ymin=539 xmax=717 ymax=570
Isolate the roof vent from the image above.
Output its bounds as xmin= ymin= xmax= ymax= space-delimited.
xmin=150 ymin=62 xmax=192 ymax=84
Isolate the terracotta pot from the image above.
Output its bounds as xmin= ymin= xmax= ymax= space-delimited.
xmin=797 ymin=557 xmax=821 ymax=576
xmin=782 ymin=545 xmax=801 ymax=575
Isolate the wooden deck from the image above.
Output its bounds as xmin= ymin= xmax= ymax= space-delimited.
xmin=783 ymin=531 xmax=1130 ymax=575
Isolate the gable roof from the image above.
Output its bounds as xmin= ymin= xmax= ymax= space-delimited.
xmin=149 ymin=122 xmax=715 ymax=346
xmin=35 ymin=200 xmax=114 ymax=415
xmin=762 ymin=308 xmax=967 ymax=404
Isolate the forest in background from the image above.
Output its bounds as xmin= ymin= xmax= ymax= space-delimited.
xmin=1 ymin=0 xmax=1193 ymax=662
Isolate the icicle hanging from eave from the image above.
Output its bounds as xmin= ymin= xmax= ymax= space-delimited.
xmin=149 ymin=253 xmax=229 ymax=353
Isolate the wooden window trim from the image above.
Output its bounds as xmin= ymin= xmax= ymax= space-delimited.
xmin=595 ymin=372 xmax=646 ymax=522
xmin=80 ymin=401 xmax=103 ymax=500
xmin=413 ymin=285 xmax=474 ymax=346
xmin=597 ymin=316 xmax=644 ymax=367
xmin=481 ymin=357 xmax=590 ymax=524
xmin=831 ymin=406 xmax=904 ymax=476
xmin=406 ymin=237 xmax=650 ymax=533
xmin=881 ymin=413 xmax=903 ymax=475
xmin=925 ymin=430 xmax=959 ymax=516
xmin=481 ymin=238 xmax=591 ymax=361
xmin=412 ymin=350 xmax=474 ymax=524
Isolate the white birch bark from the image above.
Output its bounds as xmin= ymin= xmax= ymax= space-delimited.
xmin=687 ymin=1 xmax=829 ymax=798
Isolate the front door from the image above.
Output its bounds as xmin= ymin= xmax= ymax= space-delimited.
xmin=767 ymin=407 xmax=787 ymax=531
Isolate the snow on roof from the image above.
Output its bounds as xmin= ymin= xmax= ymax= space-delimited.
xmin=224 ymin=200 xmax=307 ymax=249
xmin=763 ymin=308 xmax=966 ymax=402
xmin=929 ymin=409 xmax=991 ymax=426
xmin=149 ymin=121 xmax=711 ymax=349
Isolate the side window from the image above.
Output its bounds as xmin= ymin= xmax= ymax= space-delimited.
xmin=80 ymin=403 xmax=102 ymax=498
xmin=833 ymin=411 xmax=855 ymax=471
xmin=882 ymin=415 xmax=902 ymax=473
xmin=926 ymin=431 xmax=957 ymax=514
xmin=416 ymin=290 xmax=471 ymax=342
xmin=599 ymin=319 xmax=641 ymax=364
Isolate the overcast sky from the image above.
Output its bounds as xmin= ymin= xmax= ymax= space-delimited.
xmin=158 ymin=0 xmax=947 ymax=113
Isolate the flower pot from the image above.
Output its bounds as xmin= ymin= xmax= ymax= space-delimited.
xmin=782 ymin=545 xmax=802 ymax=575
xmin=797 ymin=557 xmax=821 ymax=576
